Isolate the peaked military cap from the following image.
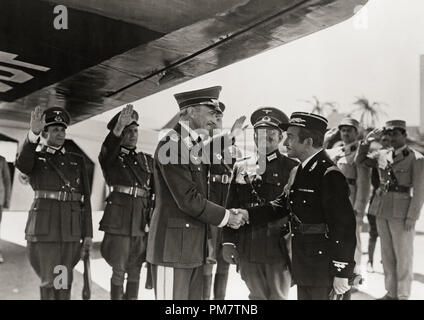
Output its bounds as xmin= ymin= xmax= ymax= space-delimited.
xmin=43 ymin=107 xmax=71 ymax=129
xmin=107 ymin=109 xmax=139 ymax=131
xmin=250 ymin=107 xmax=289 ymax=130
xmin=174 ymin=86 xmax=223 ymax=113
xmin=279 ymin=112 xmax=328 ymax=135
xmin=384 ymin=120 xmax=406 ymax=131
xmin=338 ymin=117 xmax=360 ymax=131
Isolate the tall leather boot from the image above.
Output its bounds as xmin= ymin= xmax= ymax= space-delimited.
xmin=111 ymin=279 xmax=124 ymax=300
xmin=40 ymin=287 xmax=55 ymax=300
xmin=213 ymin=273 xmax=229 ymax=300
xmin=125 ymin=281 xmax=140 ymax=300
xmin=203 ymin=275 xmax=213 ymax=300
xmin=54 ymin=286 xmax=72 ymax=300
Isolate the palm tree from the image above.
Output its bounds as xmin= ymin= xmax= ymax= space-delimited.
xmin=349 ymin=96 xmax=387 ymax=129
xmin=304 ymin=96 xmax=338 ymax=117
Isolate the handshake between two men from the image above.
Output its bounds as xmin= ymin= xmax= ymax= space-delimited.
xmin=226 ymin=209 xmax=250 ymax=229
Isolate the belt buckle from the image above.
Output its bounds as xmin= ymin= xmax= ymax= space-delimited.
xmin=128 ymin=187 xmax=136 ymax=197
xmin=58 ymin=191 xmax=66 ymax=201
xmin=221 ymin=174 xmax=229 ymax=184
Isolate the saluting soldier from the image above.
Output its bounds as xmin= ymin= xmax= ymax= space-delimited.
xmin=16 ymin=106 xmax=93 ymax=300
xmin=223 ymin=107 xmax=297 ymax=300
xmin=355 ymin=120 xmax=424 ymax=300
xmin=325 ymin=118 xmax=371 ymax=282
xmin=99 ymin=104 xmax=154 ymax=300
xmin=146 ymin=86 xmax=245 ymax=300
xmin=234 ymin=112 xmax=357 ymax=300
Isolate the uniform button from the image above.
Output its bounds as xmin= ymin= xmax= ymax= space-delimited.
xmin=336 ymin=241 xmax=340 ymax=244
xmin=197 ymin=168 xmax=201 ymax=171
xmin=290 ymin=201 xmax=293 ymax=204
xmin=303 ymin=200 xmax=306 ymax=204
xmin=134 ymin=162 xmax=138 ymax=165
xmin=135 ymin=182 xmax=138 ymax=186
xmin=291 ymin=234 xmax=295 ymax=237
xmin=61 ymin=162 xmax=64 ymax=166
xmin=61 ymin=186 xmax=65 ymax=189
xmin=290 ymin=190 xmax=294 ymax=193
xmin=277 ymin=183 xmax=281 ymax=186
xmin=318 ymin=251 xmax=322 ymax=255
xmin=185 ymin=224 xmax=190 ymax=228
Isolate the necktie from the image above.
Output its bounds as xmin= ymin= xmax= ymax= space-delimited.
xmin=294 ymin=164 xmax=303 ymax=182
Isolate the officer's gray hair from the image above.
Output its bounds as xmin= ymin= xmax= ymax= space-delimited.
xmin=179 ymin=107 xmax=192 ymax=120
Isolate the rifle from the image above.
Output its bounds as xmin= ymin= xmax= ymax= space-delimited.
xmin=82 ymin=249 xmax=92 ymax=300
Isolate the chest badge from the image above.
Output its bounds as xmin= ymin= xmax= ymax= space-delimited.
xmin=309 ymin=161 xmax=317 ymax=172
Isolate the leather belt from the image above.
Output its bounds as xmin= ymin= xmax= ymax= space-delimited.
xmin=210 ymin=174 xmax=231 ymax=184
xmin=346 ymin=178 xmax=356 ymax=186
xmin=34 ymin=190 xmax=84 ymax=202
xmin=294 ymin=223 xmax=329 ymax=235
xmin=110 ymin=185 xmax=149 ymax=198
xmin=386 ymin=185 xmax=411 ymax=193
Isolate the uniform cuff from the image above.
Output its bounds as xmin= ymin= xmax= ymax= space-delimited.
xmin=218 ymin=209 xmax=230 ymax=227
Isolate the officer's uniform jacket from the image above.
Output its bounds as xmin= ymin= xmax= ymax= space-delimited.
xmin=16 ymin=137 xmax=93 ymax=242
xmin=247 ymin=150 xmax=356 ymax=287
xmin=224 ymin=151 xmax=298 ymax=264
xmin=98 ymin=131 xmax=154 ymax=236
xmin=327 ymin=141 xmax=371 ymax=216
xmin=146 ymin=123 xmax=231 ymax=268
xmin=355 ymin=142 xmax=424 ymax=221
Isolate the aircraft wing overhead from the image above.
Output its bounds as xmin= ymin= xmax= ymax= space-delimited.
xmin=0 ymin=0 xmax=368 ymax=125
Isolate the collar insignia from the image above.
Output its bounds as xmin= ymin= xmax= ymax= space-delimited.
xmin=267 ymin=153 xmax=277 ymax=162
xmin=309 ymin=161 xmax=317 ymax=172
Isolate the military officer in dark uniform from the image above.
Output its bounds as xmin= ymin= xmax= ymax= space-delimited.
xmin=99 ymin=104 xmax=154 ymax=300
xmin=146 ymin=86 xmax=245 ymax=300
xmin=16 ymin=106 xmax=93 ymax=300
xmin=233 ymin=112 xmax=356 ymax=300
xmin=203 ymin=103 xmax=238 ymax=300
xmin=222 ymin=107 xmax=297 ymax=300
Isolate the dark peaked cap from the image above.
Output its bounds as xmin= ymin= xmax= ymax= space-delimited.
xmin=250 ymin=107 xmax=289 ymax=130
xmin=174 ymin=86 xmax=223 ymax=113
xmin=107 ymin=109 xmax=139 ymax=131
xmin=279 ymin=112 xmax=328 ymax=135
xmin=43 ymin=107 xmax=71 ymax=128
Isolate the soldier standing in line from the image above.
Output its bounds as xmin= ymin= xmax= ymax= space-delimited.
xmin=0 ymin=153 xmax=11 ymax=264
xmin=355 ymin=120 xmax=424 ymax=300
xmin=99 ymin=104 xmax=155 ymax=300
xmin=223 ymin=107 xmax=298 ymax=300
xmin=325 ymin=118 xmax=371 ymax=290
xmin=234 ymin=112 xmax=357 ymax=300
xmin=365 ymin=133 xmax=392 ymax=273
xmin=16 ymin=106 xmax=93 ymax=300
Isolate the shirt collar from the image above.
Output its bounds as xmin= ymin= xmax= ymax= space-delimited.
xmin=302 ymin=149 xmax=323 ymax=168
